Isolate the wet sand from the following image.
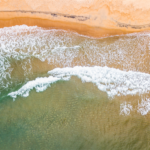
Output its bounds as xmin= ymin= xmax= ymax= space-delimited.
xmin=0 ymin=16 xmax=135 ymax=38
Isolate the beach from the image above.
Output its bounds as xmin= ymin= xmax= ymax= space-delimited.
xmin=1 ymin=1 xmax=150 ymax=150
xmin=1 ymin=0 xmax=150 ymax=37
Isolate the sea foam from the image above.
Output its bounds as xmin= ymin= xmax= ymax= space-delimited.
xmin=1 ymin=25 xmax=150 ymax=96
xmin=8 ymin=76 xmax=64 ymax=101
xmin=120 ymin=97 xmax=150 ymax=116
xmin=0 ymin=25 xmax=80 ymax=92
xmin=8 ymin=66 xmax=150 ymax=100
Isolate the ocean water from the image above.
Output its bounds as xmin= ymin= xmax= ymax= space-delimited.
xmin=0 ymin=25 xmax=150 ymax=150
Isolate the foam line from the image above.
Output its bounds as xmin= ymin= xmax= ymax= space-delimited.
xmin=8 ymin=66 xmax=150 ymax=100
xmin=48 ymin=66 xmax=150 ymax=98
xmin=1 ymin=25 xmax=150 ymax=97
xmin=8 ymin=76 xmax=67 ymax=101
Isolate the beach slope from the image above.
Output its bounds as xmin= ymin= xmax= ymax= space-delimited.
xmin=0 ymin=0 xmax=150 ymax=37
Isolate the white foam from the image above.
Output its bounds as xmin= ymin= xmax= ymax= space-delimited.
xmin=1 ymin=25 xmax=150 ymax=95
xmin=0 ymin=25 xmax=80 ymax=91
xmin=48 ymin=66 xmax=150 ymax=98
xmin=120 ymin=97 xmax=150 ymax=116
xmin=137 ymin=98 xmax=150 ymax=115
xmin=120 ymin=102 xmax=133 ymax=115
xmin=8 ymin=66 xmax=150 ymax=100
xmin=8 ymin=76 xmax=66 ymax=101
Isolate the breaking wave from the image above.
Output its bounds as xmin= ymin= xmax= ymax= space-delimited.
xmin=1 ymin=25 xmax=150 ymax=95
xmin=8 ymin=66 xmax=150 ymax=100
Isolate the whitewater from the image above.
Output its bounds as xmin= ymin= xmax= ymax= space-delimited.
xmin=1 ymin=25 xmax=150 ymax=115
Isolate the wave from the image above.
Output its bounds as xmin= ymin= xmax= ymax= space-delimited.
xmin=0 ymin=25 xmax=80 ymax=92
xmin=8 ymin=76 xmax=65 ymax=101
xmin=8 ymin=66 xmax=150 ymax=100
xmin=1 ymin=25 xmax=150 ymax=94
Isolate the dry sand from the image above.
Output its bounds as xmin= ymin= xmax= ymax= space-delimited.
xmin=0 ymin=0 xmax=150 ymax=37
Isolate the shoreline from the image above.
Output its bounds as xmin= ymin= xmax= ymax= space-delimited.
xmin=0 ymin=11 xmax=150 ymax=38
xmin=0 ymin=17 xmax=144 ymax=38
xmin=1 ymin=0 xmax=150 ymax=37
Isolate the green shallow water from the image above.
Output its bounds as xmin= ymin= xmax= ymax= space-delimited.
xmin=1 ymin=77 xmax=150 ymax=150
xmin=1 ymin=25 xmax=150 ymax=150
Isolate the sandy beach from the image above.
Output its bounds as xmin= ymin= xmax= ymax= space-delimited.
xmin=0 ymin=0 xmax=150 ymax=37
xmin=1 ymin=1 xmax=150 ymax=150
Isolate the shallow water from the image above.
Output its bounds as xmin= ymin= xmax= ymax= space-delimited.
xmin=0 ymin=25 xmax=150 ymax=150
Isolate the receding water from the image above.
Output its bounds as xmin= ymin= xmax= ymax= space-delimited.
xmin=0 ymin=25 xmax=150 ymax=150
